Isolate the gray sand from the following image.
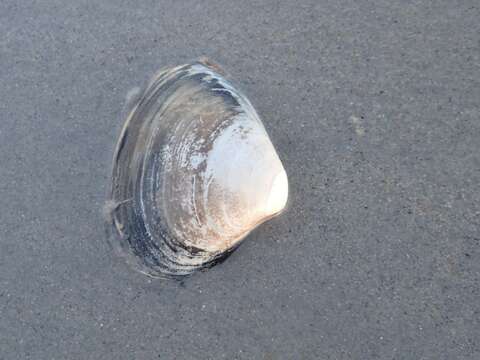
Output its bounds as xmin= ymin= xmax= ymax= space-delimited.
xmin=0 ymin=1 xmax=479 ymax=359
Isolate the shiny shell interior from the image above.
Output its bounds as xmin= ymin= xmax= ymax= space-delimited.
xmin=107 ymin=59 xmax=288 ymax=278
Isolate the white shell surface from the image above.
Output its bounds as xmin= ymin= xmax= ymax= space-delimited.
xmin=168 ymin=111 xmax=288 ymax=253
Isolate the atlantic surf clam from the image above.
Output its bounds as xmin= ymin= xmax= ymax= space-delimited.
xmin=107 ymin=59 xmax=288 ymax=278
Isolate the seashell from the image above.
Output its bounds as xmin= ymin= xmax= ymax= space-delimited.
xmin=107 ymin=59 xmax=288 ymax=278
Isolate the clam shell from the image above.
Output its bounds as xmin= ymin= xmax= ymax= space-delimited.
xmin=108 ymin=59 xmax=288 ymax=278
